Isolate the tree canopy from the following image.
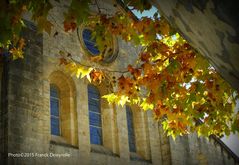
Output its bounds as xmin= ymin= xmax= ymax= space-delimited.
xmin=0 ymin=0 xmax=238 ymax=139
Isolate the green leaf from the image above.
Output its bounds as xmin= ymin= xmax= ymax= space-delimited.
xmin=69 ymin=0 xmax=90 ymax=24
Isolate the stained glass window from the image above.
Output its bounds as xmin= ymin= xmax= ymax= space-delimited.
xmin=50 ymin=85 xmax=60 ymax=136
xmin=88 ymin=85 xmax=102 ymax=145
xmin=82 ymin=29 xmax=100 ymax=56
xmin=126 ymin=105 xmax=136 ymax=152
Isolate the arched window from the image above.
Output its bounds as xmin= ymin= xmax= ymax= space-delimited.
xmin=49 ymin=71 xmax=78 ymax=146
xmin=126 ymin=105 xmax=136 ymax=152
xmin=88 ymin=84 xmax=102 ymax=145
xmin=50 ymin=85 xmax=60 ymax=136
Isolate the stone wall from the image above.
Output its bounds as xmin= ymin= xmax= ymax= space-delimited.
xmin=169 ymin=134 xmax=239 ymax=165
xmin=6 ymin=21 xmax=48 ymax=164
xmin=152 ymin=0 xmax=239 ymax=90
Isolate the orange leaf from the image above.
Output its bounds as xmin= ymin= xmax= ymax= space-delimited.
xmin=90 ymin=70 xmax=104 ymax=82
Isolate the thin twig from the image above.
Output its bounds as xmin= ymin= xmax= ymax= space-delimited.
xmin=95 ymin=0 xmax=101 ymax=14
xmin=69 ymin=56 xmax=129 ymax=74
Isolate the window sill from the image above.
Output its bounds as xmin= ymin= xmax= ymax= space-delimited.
xmin=130 ymin=152 xmax=152 ymax=164
xmin=50 ymin=135 xmax=78 ymax=149
xmin=90 ymin=144 xmax=119 ymax=157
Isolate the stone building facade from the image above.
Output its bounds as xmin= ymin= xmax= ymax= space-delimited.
xmin=152 ymin=0 xmax=239 ymax=90
xmin=0 ymin=0 xmax=238 ymax=164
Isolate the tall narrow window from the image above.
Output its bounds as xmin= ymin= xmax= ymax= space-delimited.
xmin=126 ymin=105 xmax=136 ymax=152
xmin=88 ymin=85 xmax=102 ymax=145
xmin=50 ymin=85 xmax=60 ymax=136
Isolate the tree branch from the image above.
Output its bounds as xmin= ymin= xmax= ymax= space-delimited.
xmin=69 ymin=56 xmax=129 ymax=74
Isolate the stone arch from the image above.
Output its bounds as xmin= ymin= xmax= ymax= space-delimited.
xmin=49 ymin=70 xmax=78 ymax=146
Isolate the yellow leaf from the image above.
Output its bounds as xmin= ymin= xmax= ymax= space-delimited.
xmin=76 ymin=67 xmax=81 ymax=78
xmin=140 ymin=99 xmax=154 ymax=111
xmin=9 ymin=47 xmax=24 ymax=60
xmin=199 ymin=98 xmax=206 ymax=105
xmin=102 ymin=93 xmax=118 ymax=103
xmin=80 ymin=67 xmax=93 ymax=78
xmin=197 ymin=128 xmax=202 ymax=137
xmin=171 ymin=133 xmax=176 ymax=140
xmin=65 ymin=62 xmax=77 ymax=76
xmin=87 ymin=74 xmax=91 ymax=82
xmin=132 ymin=98 xmax=140 ymax=104
xmin=118 ymin=95 xmax=129 ymax=107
